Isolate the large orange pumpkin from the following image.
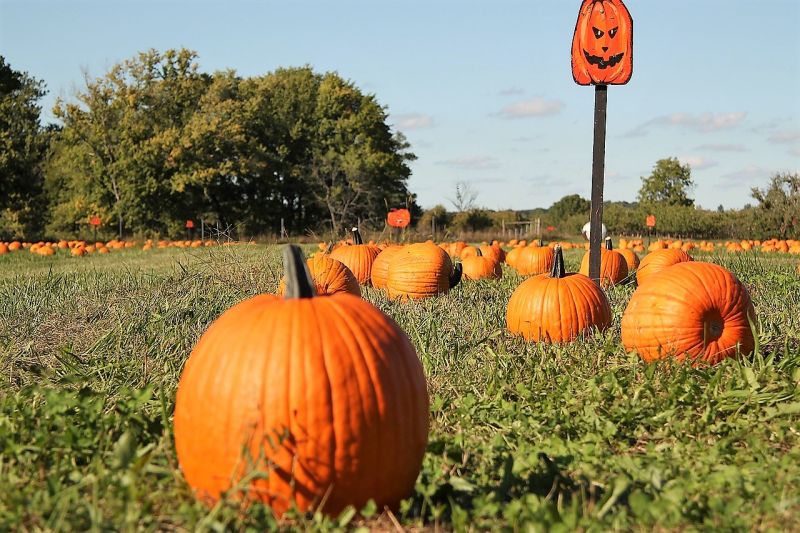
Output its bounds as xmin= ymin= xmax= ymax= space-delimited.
xmin=618 ymin=247 xmax=640 ymax=271
xmin=636 ymin=249 xmax=692 ymax=286
xmin=370 ymin=245 xmax=403 ymax=290
xmin=507 ymin=245 xmax=612 ymax=342
xmin=386 ymin=242 xmax=462 ymax=299
xmin=579 ymin=237 xmax=628 ymax=287
xmin=571 ymin=0 xmax=633 ymax=85
xmin=514 ymin=246 xmax=554 ymax=276
xmin=278 ymin=253 xmax=361 ymax=297
xmin=329 ymin=228 xmax=381 ymax=285
xmin=174 ymin=245 xmax=429 ymax=516
xmin=621 ymin=262 xmax=756 ymax=365
xmin=461 ymin=249 xmax=502 ymax=281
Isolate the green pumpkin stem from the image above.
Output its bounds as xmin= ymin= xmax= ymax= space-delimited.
xmin=605 ymin=237 xmax=613 ymax=251
xmin=283 ymin=245 xmax=315 ymax=299
xmin=352 ymin=227 xmax=363 ymax=245
xmin=550 ymin=245 xmax=566 ymax=279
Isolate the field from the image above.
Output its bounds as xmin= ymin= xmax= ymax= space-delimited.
xmin=1 ymin=245 xmax=799 ymax=531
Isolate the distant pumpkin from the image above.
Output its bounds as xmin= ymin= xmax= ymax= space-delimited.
xmin=329 ymin=228 xmax=381 ymax=285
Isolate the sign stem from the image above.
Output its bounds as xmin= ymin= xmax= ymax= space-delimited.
xmin=589 ymin=84 xmax=608 ymax=285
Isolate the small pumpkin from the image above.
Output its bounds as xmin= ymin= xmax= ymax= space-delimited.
xmin=618 ymin=247 xmax=640 ymax=271
xmin=462 ymin=249 xmax=502 ymax=281
xmin=621 ymin=262 xmax=756 ymax=365
xmin=507 ymin=245 xmax=612 ymax=342
xmin=329 ymin=228 xmax=381 ymax=285
xmin=571 ymin=0 xmax=634 ymax=85
xmin=174 ymin=245 xmax=429 ymax=516
xmin=579 ymin=237 xmax=628 ymax=287
xmin=514 ymin=245 xmax=554 ymax=276
xmin=387 ymin=242 xmax=462 ymax=300
xmin=636 ymin=249 xmax=692 ymax=287
xmin=278 ymin=253 xmax=361 ymax=297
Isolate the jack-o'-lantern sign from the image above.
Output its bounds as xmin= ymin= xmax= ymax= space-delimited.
xmin=571 ymin=0 xmax=633 ymax=85
xmin=387 ymin=208 xmax=411 ymax=229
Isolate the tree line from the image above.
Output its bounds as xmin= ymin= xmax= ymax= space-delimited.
xmin=1 ymin=50 xmax=419 ymax=240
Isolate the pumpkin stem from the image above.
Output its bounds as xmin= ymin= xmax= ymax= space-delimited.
xmin=449 ymin=262 xmax=463 ymax=289
xmin=550 ymin=245 xmax=566 ymax=279
xmin=351 ymin=227 xmax=363 ymax=245
xmin=283 ymin=245 xmax=315 ymax=299
xmin=325 ymin=242 xmax=335 ymax=254
xmin=475 ymin=248 xmax=482 ymax=257
xmin=605 ymin=237 xmax=613 ymax=251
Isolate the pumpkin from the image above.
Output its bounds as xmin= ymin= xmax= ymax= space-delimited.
xmin=278 ymin=253 xmax=361 ymax=297
xmin=0 ymin=243 xmax=8 ymax=255
xmin=329 ymin=228 xmax=381 ymax=285
xmin=579 ymin=237 xmax=628 ymax=287
xmin=514 ymin=245 xmax=554 ymax=276
xmin=387 ymin=242 xmax=462 ymax=300
xmin=174 ymin=245 xmax=428 ymax=516
xmin=507 ymin=245 xmax=612 ymax=342
xmin=505 ymin=246 xmax=523 ymax=269
xmin=636 ymin=249 xmax=692 ymax=286
xmin=480 ymin=244 xmax=506 ymax=263
xmin=370 ymin=245 xmax=403 ymax=290
xmin=621 ymin=262 xmax=756 ymax=365
xmin=459 ymin=246 xmax=479 ymax=260
xmin=571 ymin=0 xmax=633 ymax=85
xmin=618 ymin=247 xmax=640 ymax=271
xmin=462 ymin=249 xmax=502 ymax=281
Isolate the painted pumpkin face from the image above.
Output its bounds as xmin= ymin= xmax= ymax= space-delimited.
xmin=572 ymin=0 xmax=633 ymax=85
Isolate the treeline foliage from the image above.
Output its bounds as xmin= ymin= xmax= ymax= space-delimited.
xmin=38 ymin=50 xmax=417 ymax=238
xmin=0 ymin=57 xmax=50 ymax=238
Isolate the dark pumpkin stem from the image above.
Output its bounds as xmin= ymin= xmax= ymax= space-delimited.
xmin=449 ymin=262 xmax=463 ymax=289
xmin=475 ymin=248 xmax=482 ymax=257
xmin=325 ymin=242 xmax=334 ymax=254
xmin=283 ymin=245 xmax=315 ymax=299
xmin=550 ymin=245 xmax=566 ymax=279
xmin=351 ymin=227 xmax=363 ymax=245
xmin=605 ymin=237 xmax=613 ymax=251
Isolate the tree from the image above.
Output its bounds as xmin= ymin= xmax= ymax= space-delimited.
xmin=751 ymin=172 xmax=800 ymax=238
xmin=0 ymin=56 xmax=49 ymax=239
xmin=637 ymin=157 xmax=695 ymax=207
xmin=449 ymin=180 xmax=478 ymax=212
xmin=417 ymin=204 xmax=450 ymax=234
xmin=548 ymin=194 xmax=590 ymax=220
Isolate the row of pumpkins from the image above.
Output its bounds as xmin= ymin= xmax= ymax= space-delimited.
xmin=173 ymin=229 xmax=760 ymax=518
xmin=0 ymin=239 xmax=243 ymax=256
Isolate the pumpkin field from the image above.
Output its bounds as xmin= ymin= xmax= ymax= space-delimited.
xmin=1 ymin=239 xmax=799 ymax=531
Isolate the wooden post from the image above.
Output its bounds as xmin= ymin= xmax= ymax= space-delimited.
xmin=589 ymin=85 xmax=608 ymax=285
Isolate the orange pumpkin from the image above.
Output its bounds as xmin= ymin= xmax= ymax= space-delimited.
xmin=461 ymin=249 xmax=502 ymax=281
xmin=387 ymin=242 xmax=462 ymax=300
xmin=278 ymin=253 xmax=361 ymax=297
xmin=514 ymin=246 xmax=554 ymax=276
xmin=636 ymin=249 xmax=692 ymax=286
xmin=572 ymin=0 xmax=634 ymax=85
xmin=618 ymin=247 xmax=640 ymax=271
xmin=579 ymin=237 xmax=628 ymax=287
xmin=507 ymin=245 xmax=611 ymax=342
xmin=174 ymin=245 xmax=428 ymax=516
xmin=621 ymin=262 xmax=756 ymax=365
xmin=329 ymin=228 xmax=381 ymax=285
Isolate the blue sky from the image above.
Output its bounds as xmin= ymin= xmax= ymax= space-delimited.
xmin=2 ymin=0 xmax=799 ymax=210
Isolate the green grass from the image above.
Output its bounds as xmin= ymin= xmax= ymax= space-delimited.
xmin=1 ymin=246 xmax=799 ymax=531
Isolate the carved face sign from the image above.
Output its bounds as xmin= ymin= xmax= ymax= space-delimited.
xmin=572 ymin=0 xmax=633 ymax=85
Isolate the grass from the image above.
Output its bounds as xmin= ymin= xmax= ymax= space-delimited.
xmin=1 ymin=245 xmax=799 ymax=531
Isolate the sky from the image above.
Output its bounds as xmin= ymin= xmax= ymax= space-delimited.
xmin=2 ymin=0 xmax=799 ymax=211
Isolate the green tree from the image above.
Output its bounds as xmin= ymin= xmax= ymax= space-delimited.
xmin=548 ymin=194 xmax=590 ymax=221
xmin=0 ymin=56 xmax=49 ymax=239
xmin=418 ymin=204 xmax=450 ymax=234
xmin=637 ymin=157 xmax=695 ymax=207
xmin=751 ymin=172 xmax=800 ymax=238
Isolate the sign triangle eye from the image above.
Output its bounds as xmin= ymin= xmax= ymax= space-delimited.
xmin=609 ymin=27 xmax=618 ymax=38
xmin=592 ymin=27 xmax=604 ymax=39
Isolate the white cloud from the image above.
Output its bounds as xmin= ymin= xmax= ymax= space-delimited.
xmin=790 ymin=147 xmax=800 ymax=157
xmin=720 ymin=165 xmax=770 ymax=187
xmin=694 ymin=143 xmax=748 ymax=152
xmin=436 ymin=156 xmax=500 ymax=170
xmin=393 ymin=113 xmax=434 ymax=130
xmin=767 ymin=130 xmax=800 ymax=144
xmin=497 ymin=98 xmax=564 ymax=119
xmin=678 ymin=156 xmax=718 ymax=170
xmin=625 ymin=112 xmax=747 ymax=137
xmin=498 ymin=87 xmax=525 ymax=96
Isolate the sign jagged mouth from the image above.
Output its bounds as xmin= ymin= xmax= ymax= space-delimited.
xmin=583 ymin=50 xmax=624 ymax=70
